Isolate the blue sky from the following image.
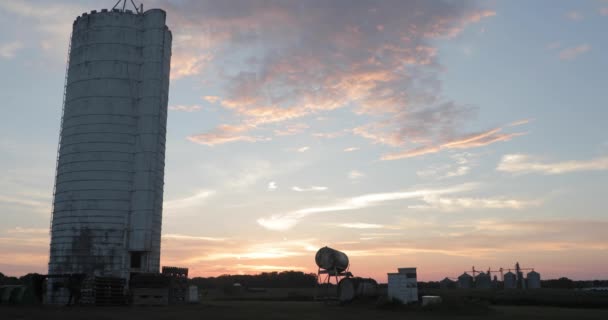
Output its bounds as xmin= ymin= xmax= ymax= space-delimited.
xmin=1 ymin=0 xmax=607 ymax=281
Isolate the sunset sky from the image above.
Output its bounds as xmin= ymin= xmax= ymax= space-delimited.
xmin=1 ymin=0 xmax=607 ymax=282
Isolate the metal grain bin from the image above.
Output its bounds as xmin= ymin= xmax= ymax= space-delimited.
xmin=504 ymin=271 xmax=516 ymax=289
xmin=458 ymin=273 xmax=473 ymax=289
xmin=475 ymin=272 xmax=491 ymax=289
xmin=439 ymin=277 xmax=456 ymax=289
xmin=526 ymin=271 xmax=541 ymax=289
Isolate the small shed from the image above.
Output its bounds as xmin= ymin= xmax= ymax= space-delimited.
xmin=387 ymin=267 xmax=418 ymax=304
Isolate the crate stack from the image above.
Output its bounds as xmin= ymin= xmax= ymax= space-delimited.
xmin=79 ymin=276 xmax=126 ymax=306
xmin=130 ymin=273 xmax=170 ymax=306
xmin=79 ymin=276 xmax=95 ymax=305
xmin=162 ymin=266 xmax=188 ymax=304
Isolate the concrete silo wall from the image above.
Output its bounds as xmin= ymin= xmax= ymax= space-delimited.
xmin=48 ymin=8 xmax=171 ymax=298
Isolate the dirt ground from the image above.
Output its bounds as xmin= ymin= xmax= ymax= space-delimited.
xmin=2 ymin=301 xmax=608 ymax=320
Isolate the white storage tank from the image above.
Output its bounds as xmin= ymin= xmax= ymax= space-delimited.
xmin=47 ymin=6 xmax=172 ymax=303
xmin=387 ymin=267 xmax=418 ymax=304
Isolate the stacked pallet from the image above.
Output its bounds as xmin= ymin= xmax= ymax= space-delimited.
xmin=80 ymin=277 xmax=95 ymax=305
xmin=130 ymin=273 xmax=170 ymax=306
xmin=162 ymin=266 xmax=188 ymax=304
xmin=95 ymin=277 xmax=126 ymax=306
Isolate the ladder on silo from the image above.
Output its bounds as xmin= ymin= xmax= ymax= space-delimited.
xmin=49 ymin=33 xmax=72 ymax=235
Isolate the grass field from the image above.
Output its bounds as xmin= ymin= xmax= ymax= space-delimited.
xmin=2 ymin=301 xmax=608 ymax=320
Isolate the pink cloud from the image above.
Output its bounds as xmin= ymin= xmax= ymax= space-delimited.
xmin=559 ymin=44 xmax=591 ymax=60
xmin=508 ymin=118 xmax=533 ymax=127
xmin=424 ymin=10 xmax=496 ymax=38
xmin=565 ymin=11 xmax=583 ymax=21
xmin=3 ymin=220 xmax=606 ymax=281
xmin=165 ymin=1 xmax=496 ymax=145
xmin=171 ymin=52 xmax=213 ymax=80
xmin=353 ymin=101 xmax=480 ymax=149
xmin=381 ymin=123 xmax=527 ymax=160
xmin=203 ymin=96 xmax=221 ymax=104
xmin=187 ymin=124 xmax=269 ymax=146
xmin=352 ymin=125 xmax=403 ymax=147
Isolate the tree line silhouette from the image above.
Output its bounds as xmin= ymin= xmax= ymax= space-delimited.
xmin=189 ymin=271 xmax=318 ymax=288
xmin=3 ymin=272 xmax=608 ymax=289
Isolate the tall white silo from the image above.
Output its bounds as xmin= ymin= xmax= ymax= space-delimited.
xmin=47 ymin=6 xmax=171 ymax=303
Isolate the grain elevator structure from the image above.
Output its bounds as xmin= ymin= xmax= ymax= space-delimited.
xmin=47 ymin=4 xmax=172 ymax=302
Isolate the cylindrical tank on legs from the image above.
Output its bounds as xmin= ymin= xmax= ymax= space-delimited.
xmin=315 ymin=246 xmax=349 ymax=273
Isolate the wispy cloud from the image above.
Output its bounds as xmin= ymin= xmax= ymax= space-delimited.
xmin=257 ymin=184 xmax=475 ymax=231
xmin=274 ymin=123 xmax=309 ymax=136
xmin=188 ymin=124 xmax=269 ymax=146
xmin=417 ymin=153 xmax=474 ymax=180
xmin=382 ymin=125 xmax=526 ymax=160
xmin=0 ymin=193 xmax=51 ymax=214
xmin=348 ymin=170 xmax=365 ymax=180
xmin=312 ymin=131 xmax=347 ymax=139
xmin=213 ymin=158 xmax=300 ymax=190
xmin=508 ymin=118 xmax=533 ymax=127
xmin=336 ymin=223 xmax=393 ymax=229
xmin=565 ymin=11 xmax=583 ymax=21
xmin=292 ymin=186 xmax=328 ymax=192
xmin=162 ymin=234 xmax=227 ymax=242
xmin=171 ymin=53 xmax=213 ymax=80
xmin=203 ymin=95 xmax=221 ymax=104
xmin=409 ymin=195 xmax=540 ymax=211
xmin=169 ymin=105 xmax=203 ymax=112
xmin=164 ymin=190 xmax=215 ymax=210
xmin=268 ymin=181 xmax=278 ymax=190
xmin=546 ymin=42 xmax=562 ymax=50
xmin=232 ymin=264 xmax=307 ymax=271
xmin=558 ymin=44 xmax=591 ymax=60
xmin=6 ymin=227 xmax=48 ymax=235
xmin=418 ymin=165 xmax=469 ymax=180
xmin=497 ymin=154 xmax=608 ymax=175
xmin=182 ymin=239 xmax=318 ymax=263
xmin=296 ymin=146 xmax=310 ymax=153
xmin=0 ymin=41 xmax=23 ymax=59
xmin=343 ymin=147 xmax=360 ymax=152
xmin=0 ymin=1 xmax=86 ymax=60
